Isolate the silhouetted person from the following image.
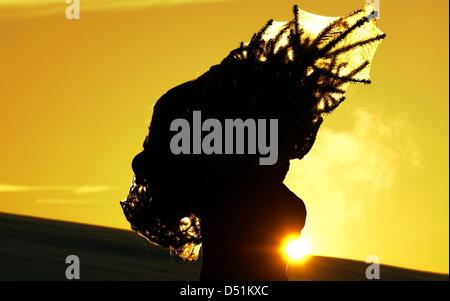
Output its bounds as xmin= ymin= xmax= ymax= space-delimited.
xmin=120 ymin=6 xmax=385 ymax=280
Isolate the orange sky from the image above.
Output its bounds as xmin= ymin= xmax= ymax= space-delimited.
xmin=0 ymin=0 xmax=448 ymax=274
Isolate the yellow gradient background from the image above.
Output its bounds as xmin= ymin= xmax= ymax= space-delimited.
xmin=0 ymin=0 xmax=448 ymax=274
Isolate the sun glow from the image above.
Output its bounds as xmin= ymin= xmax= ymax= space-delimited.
xmin=282 ymin=234 xmax=312 ymax=263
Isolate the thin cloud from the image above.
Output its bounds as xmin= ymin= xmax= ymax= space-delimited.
xmin=0 ymin=184 xmax=113 ymax=194
xmin=73 ymin=185 xmax=114 ymax=194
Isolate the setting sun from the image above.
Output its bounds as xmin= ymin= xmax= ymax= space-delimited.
xmin=282 ymin=235 xmax=313 ymax=263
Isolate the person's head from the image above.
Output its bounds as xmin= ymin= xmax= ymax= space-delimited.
xmin=121 ymin=4 xmax=385 ymax=263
